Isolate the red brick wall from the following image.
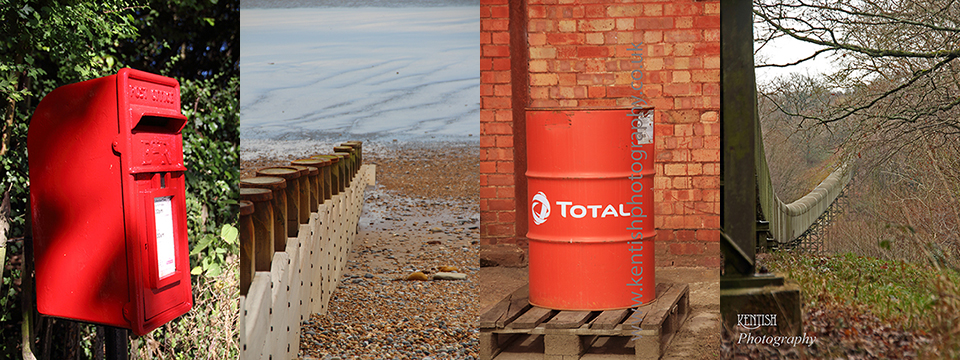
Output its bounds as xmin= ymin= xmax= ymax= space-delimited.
xmin=480 ymin=0 xmax=720 ymax=267
xmin=481 ymin=0 xmax=520 ymax=251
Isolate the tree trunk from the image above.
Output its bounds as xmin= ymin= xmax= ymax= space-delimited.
xmin=0 ymin=50 xmax=22 ymax=158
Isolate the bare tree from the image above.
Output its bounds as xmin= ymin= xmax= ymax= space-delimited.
xmin=754 ymin=0 xmax=960 ymax=138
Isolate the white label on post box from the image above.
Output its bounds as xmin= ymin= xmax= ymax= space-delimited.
xmin=155 ymin=196 xmax=177 ymax=279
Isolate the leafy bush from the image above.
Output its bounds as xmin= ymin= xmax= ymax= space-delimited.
xmin=0 ymin=115 xmax=28 ymax=358
xmin=180 ymin=75 xmax=240 ymax=277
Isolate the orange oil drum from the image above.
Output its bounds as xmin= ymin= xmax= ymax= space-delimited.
xmin=526 ymin=107 xmax=656 ymax=310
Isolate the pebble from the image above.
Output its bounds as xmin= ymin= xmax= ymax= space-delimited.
xmin=275 ymin=145 xmax=479 ymax=359
xmin=405 ymin=271 xmax=429 ymax=281
xmin=433 ymin=272 xmax=467 ymax=281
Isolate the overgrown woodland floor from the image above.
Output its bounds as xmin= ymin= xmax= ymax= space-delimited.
xmin=721 ymin=252 xmax=953 ymax=359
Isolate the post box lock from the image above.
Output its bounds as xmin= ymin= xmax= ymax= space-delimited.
xmin=28 ymin=68 xmax=192 ymax=335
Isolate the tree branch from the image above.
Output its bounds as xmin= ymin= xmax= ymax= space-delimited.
xmin=756 ymin=47 xmax=839 ymax=68
xmin=754 ymin=6 xmax=960 ymax=59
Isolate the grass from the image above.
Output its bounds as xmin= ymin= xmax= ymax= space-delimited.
xmin=133 ymin=259 xmax=239 ymax=359
xmin=764 ymin=251 xmax=960 ymax=357
xmin=765 ymin=251 xmax=958 ymax=330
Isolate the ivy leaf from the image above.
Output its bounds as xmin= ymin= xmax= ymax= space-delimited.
xmin=220 ymin=223 xmax=238 ymax=245
xmin=190 ymin=234 xmax=215 ymax=256
xmin=205 ymin=262 xmax=221 ymax=277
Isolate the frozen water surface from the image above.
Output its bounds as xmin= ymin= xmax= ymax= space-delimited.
xmin=240 ymin=6 xmax=479 ymax=142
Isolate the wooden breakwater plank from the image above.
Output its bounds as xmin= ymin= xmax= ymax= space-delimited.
xmin=311 ymin=203 xmax=330 ymax=315
xmin=268 ymin=252 xmax=289 ymax=360
xmin=239 ymin=165 xmax=374 ymax=360
xmin=240 ymin=273 xmax=271 ymax=360
xmin=318 ymin=201 xmax=336 ymax=315
xmin=284 ymin=229 xmax=305 ymax=360
xmin=302 ymin=213 xmax=319 ymax=320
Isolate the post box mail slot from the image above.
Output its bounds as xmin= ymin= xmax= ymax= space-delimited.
xmin=28 ymin=68 xmax=192 ymax=335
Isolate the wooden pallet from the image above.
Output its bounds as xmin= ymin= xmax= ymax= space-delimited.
xmin=480 ymin=283 xmax=690 ymax=360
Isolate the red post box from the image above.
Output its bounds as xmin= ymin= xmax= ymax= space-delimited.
xmin=28 ymin=68 xmax=192 ymax=335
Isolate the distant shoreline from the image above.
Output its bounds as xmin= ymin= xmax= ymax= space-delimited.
xmin=240 ymin=140 xmax=478 ymax=201
xmin=239 ymin=138 xmax=478 ymax=162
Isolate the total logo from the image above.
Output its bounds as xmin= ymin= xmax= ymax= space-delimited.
xmin=530 ymin=191 xmax=632 ymax=225
xmin=531 ymin=192 xmax=551 ymax=225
